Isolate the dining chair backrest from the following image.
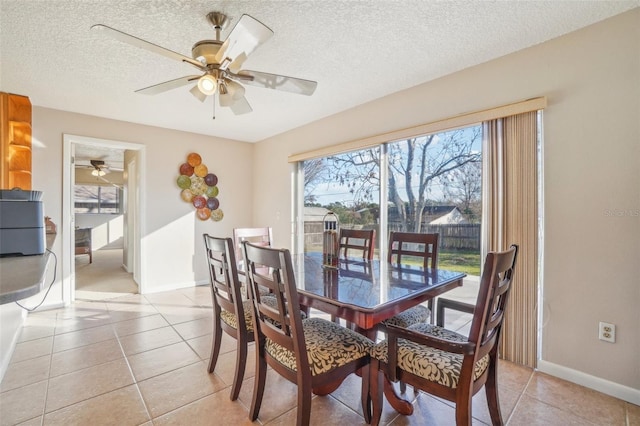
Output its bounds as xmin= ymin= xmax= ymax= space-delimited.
xmin=202 ymin=233 xmax=251 ymax=400
xmin=204 ymin=234 xmax=244 ymax=328
xmin=381 ymin=232 xmax=440 ymax=329
xmin=233 ymin=227 xmax=273 ymax=262
xmin=388 ymin=231 xmax=439 ymax=269
xmin=338 ymin=228 xmax=375 ymax=260
xmin=468 ymin=244 xmax=518 ymax=354
xmin=242 ymin=241 xmax=305 ymax=361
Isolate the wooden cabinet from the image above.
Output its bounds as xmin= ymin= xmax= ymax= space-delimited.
xmin=1 ymin=93 xmax=32 ymax=190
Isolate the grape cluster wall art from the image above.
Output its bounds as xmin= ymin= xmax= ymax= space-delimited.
xmin=176 ymin=152 xmax=223 ymax=221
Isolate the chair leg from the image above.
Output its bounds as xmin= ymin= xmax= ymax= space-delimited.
xmin=297 ymin=376 xmax=312 ymax=426
xmin=208 ymin=321 xmax=222 ymax=374
xmin=229 ymin=334 xmax=247 ymax=401
xmin=399 ymin=380 xmax=406 ymax=394
xmin=455 ymin=395 xmax=473 ymax=426
xmin=361 ymin=365 xmax=371 ymax=424
xmin=249 ymin=346 xmax=268 ymax=421
xmin=485 ymin=357 xmax=503 ymax=426
xmin=370 ymin=359 xmax=384 ymax=426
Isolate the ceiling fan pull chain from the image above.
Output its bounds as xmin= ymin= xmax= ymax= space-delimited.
xmin=212 ymin=93 xmax=216 ymax=120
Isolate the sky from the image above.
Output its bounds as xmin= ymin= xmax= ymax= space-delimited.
xmin=307 ymin=125 xmax=482 ymax=208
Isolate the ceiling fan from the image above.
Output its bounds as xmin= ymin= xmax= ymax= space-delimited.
xmin=76 ymin=159 xmax=124 ymax=188
xmin=91 ymin=12 xmax=318 ymax=116
xmin=88 ymin=160 xmax=110 ymax=177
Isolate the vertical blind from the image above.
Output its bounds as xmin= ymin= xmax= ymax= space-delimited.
xmin=483 ymin=111 xmax=539 ymax=368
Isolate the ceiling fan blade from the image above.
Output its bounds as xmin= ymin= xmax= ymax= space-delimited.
xmin=228 ymin=96 xmax=253 ymax=115
xmin=189 ymin=85 xmax=207 ymax=102
xmin=218 ymin=92 xmax=233 ymax=107
xmin=235 ymin=70 xmax=317 ymax=95
xmin=215 ymin=14 xmax=273 ymax=70
xmin=228 ymin=52 xmax=247 ymax=73
xmin=98 ymin=175 xmax=123 ymax=189
xmin=91 ymin=24 xmax=205 ymax=71
xmin=135 ymin=75 xmax=200 ymax=95
xmin=219 ymin=79 xmax=250 ymax=114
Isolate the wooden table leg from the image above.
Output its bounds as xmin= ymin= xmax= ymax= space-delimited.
xmin=354 ymin=326 xmax=413 ymax=415
xmin=383 ymin=376 xmax=414 ymax=415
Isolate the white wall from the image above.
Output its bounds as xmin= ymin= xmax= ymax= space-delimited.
xmin=253 ymin=9 xmax=640 ymax=396
xmin=31 ymin=107 xmax=254 ymax=303
xmin=75 ymin=213 xmax=123 ymax=250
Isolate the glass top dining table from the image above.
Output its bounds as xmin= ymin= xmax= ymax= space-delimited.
xmin=293 ymin=252 xmax=466 ymax=335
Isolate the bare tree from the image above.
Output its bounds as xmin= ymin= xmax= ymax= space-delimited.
xmin=440 ymin=160 xmax=482 ymax=222
xmin=303 ymin=158 xmax=327 ymax=204
xmin=325 ymin=127 xmax=481 ymax=232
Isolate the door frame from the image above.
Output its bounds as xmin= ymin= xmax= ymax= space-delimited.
xmin=62 ymin=134 xmax=146 ymax=303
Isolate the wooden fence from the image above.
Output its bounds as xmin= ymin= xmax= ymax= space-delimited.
xmin=304 ymin=222 xmax=481 ymax=251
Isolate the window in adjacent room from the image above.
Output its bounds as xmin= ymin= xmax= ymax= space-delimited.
xmin=74 ymin=184 xmax=122 ymax=214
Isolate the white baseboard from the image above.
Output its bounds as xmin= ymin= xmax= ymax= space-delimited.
xmin=537 ymin=359 xmax=640 ymax=405
xmin=141 ymin=281 xmax=200 ymax=295
xmin=25 ymin=301 xmax=66 ymax=311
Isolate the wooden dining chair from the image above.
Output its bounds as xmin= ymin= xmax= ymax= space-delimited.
xmin=242 ymin=241 xmax=374 ymax=426
xmin=232 ymin=227 xmax=273 ymax=262
xmin=388 ymin=231 xmax=439 ymax=269
xmin=202 ymin=234 xmax=255 ymax=401
xmin=338 ymin=228 xmax=375 ymax=260
xmin=380 ymin=232 xmax=440 ymax=329
xmin=370 ymin=245 xmax=518 ymax=426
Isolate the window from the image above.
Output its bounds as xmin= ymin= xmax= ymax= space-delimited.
xmin=303 ymin=147 xmax=380 ymax=253
xmin=301 ymin=125 xmax=482 ymax=276
xmin=74 ymin=184 xmax=122 ymax=213
xmin=294 ymin=98 xmax=545 ymax=367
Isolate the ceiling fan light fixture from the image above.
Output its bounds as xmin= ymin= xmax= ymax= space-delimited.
xmin=197 ymin=74 xmax=217 ymax=95
xmin=92 ymin=169 xmax=106 ymax=177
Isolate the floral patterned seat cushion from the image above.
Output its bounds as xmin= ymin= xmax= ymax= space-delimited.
xmin=381 ymin=304 xmax=430 ymax=328
xmin=371 ymin=323 xmax=489 ymax=388
xmin=220 ymin=296 xmax=306 ymax=332
xmin=220 ymin=299 xmax=256 ymax=332
xmin=265 ymin=317 xmax=373 ymax=376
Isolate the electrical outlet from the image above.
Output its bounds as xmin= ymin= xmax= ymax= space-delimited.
xmin=599 ymin=322 xmax=615 ymax=343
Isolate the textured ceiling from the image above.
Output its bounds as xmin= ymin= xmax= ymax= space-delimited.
xmin=1 ymin=1 xmax=638 ymax=143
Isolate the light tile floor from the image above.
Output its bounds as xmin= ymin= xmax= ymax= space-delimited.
xmin=1 ymin=285 xmax=638 ymax=426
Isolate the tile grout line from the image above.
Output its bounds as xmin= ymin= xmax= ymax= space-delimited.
xmin=37 ymin=304 xmax=142 ymax=420
xmin=503 ymin=366 xmax=535 ymax=425
xmin=32 ymin=295 xmax=155 ymax=422
xmin=131 ymin=292 xmax=228 ymax=423
xmin=37 ymin=310 xmax=60 ymax=425
xmin=521 ymin=371 xmax=619 ymax=426
xmin=109 ymin=295 xmax=154 ymax=424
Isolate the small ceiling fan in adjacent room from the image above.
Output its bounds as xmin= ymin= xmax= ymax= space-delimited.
xmin=91 ymin=11 xmax=318 ymax=117
xmin=89 ymin=160 xmax=109 ymax=177
xmin=75 ymin=159 xmax=124 ymax=188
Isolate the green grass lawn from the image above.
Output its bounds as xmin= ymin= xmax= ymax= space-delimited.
xmin=437 ymin=250 xmax=481 ymax=276
xmin=307 ymin=246 xmax=482 ymax=276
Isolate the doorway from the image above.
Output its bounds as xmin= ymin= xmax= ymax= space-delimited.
xmin=62 ymin=134 xmax=145 ymax=304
